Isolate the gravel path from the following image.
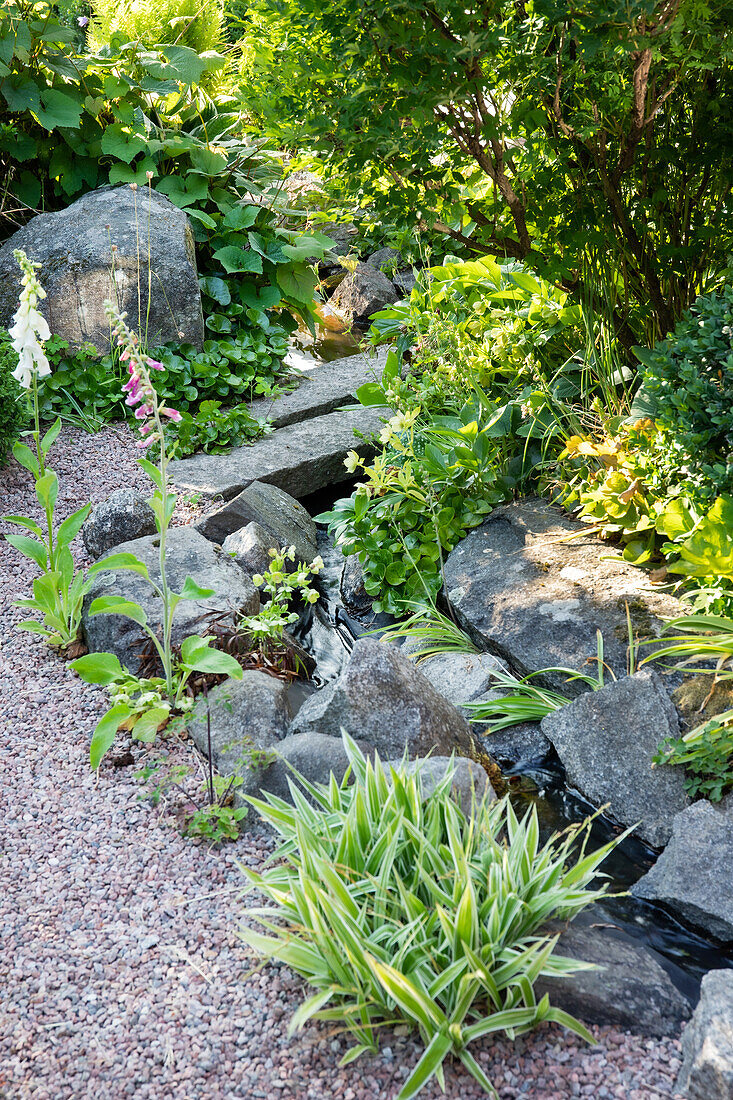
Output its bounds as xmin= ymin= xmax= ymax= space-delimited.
xmin=1 ymin=426 xmax=686 ymax=1100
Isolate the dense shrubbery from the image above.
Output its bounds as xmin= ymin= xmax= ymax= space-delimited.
xmin=88 ymin=0 xmax=227 ymax=56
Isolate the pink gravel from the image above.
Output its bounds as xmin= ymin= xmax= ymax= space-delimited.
xmin=1 ymin=425 xmax=687 ymax=1099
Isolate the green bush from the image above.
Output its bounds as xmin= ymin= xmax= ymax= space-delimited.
xmin=89 ymin=0 xmax=227 ymax=57
xmin=0 ymin=332 xmax=29 ymax=464
xmin=633 ymin=286 xmax=733 ymax=506
xmin=241 ymin=735 xmax=623 ymax=1100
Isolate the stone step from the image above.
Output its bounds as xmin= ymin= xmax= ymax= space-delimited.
xmin=171 ymin=404 xmax=387 ymax=501
xmin=247 ymin=347 xmax=388 ymax=429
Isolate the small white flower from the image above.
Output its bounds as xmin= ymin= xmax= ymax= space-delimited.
xmin=10 ymin=251 xmax=51 ymax=390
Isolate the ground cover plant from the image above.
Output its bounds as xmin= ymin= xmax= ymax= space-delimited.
xmin=241 ymin=735 xmax=626 ymax=1100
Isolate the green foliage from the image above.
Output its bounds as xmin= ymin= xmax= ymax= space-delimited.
xmin=0 ymin=331 xmax=29 ymax=464
xmin=375 ymin=600 xmax=478 ymax=663
xmin=320 ymin=400 xmax=513 ymax=614
xmin=631 ymin=286 xmax=733 ymax=505
xmin=241 ymin=0 xmax=733 ymax=339
xmin=163 ymin=400 xmax=269 ymax=459
xmin=654 ymin=711 xmax=733 ymax=803
xmin=463 ymin=672 xmax=570 ymax=732
xmin=183 ymin=793 xmax=247 ymax=842
xmin=241 ymin=734 xmax=624 ymax=1100
xmin=236 ymin=545 xmax=323 ymax=647
xmin=89 ymin=0 xmax=227 ymax=58
xmin=0 ymin=5 xmax=332 ymax=328
xmin=666 ymin=497 xmax=733 ymax=586
xmin=38 ymin=284 xmax=292 ymax=433
xmin=4 ymin=418 xmax=101 ymax=645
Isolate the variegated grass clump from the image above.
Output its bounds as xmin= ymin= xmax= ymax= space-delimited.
xmin=240 ymin=734 xmax=625 ymax=1100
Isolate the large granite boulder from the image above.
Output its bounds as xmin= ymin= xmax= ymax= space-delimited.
xmin=197 ymin=479 xmax=317 ymax=559
xmin=444 ymin=498 xmax=681 ymax=692
xmin=186 ymin=673 xmax=293 ymax=774
xmin=540 ymin=671 xmax=689 ymax=848
xmin=289 ymin=638 xmax=474 ymax=760
xmin=82 ymin=527 xmax=258 ymax=673
xmin=0 ymin=186 xmax=203 ymax=352
xmin=329 ymin=262 xmax=398 ymax=323
xmin=677 ymin=970 xmax=733 ymax=1099
xmin=82 ymin=488 xmax=156 ymax=560
xmin=632 ymin=800 xmax=733 ymax=942
xmin=535 ymin=907 xmax=690 ymax=1038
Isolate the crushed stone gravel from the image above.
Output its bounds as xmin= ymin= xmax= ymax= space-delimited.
xmin=1 ymin=425 xmax=687 ymax=1099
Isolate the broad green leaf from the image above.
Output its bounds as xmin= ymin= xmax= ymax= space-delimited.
xmin=4 ymin=532 xmax=47 ymax=570
xmin=178 ymin=576 xmax=215 ymax=600
xmin=90 ymin=703 xmax=131 ymax=769
xmin=57 ymin=503 xmax=92 ymax=548
xmin=213 ymin=246 xmax=263 ymax=275
xmin=69 ymin=651 xmax=124 ymax=685
xmin=88 ymin=596 xmax=148 ymax=626
xmin=131 ymin=706 xmax=170 ymax=742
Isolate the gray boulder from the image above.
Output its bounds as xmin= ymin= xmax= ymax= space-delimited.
xmin=222 ymin=522 xmax=272 ymax=579
xmin=535 ymin=907 xmax=690 ymax=1038
xmin=237 ymin=731 xmax=377 ymax=813
xmin=632 ymin=800 xmax=733 ymax=942
xmin=367 ymin=247 xmax=402 ymax=273
xmin=82 ymin=488 xmax=156 ymax=559
xmin=393 ymin=270 xmax=418 ymax=297
xmin=186 ymin=672 xmax=293 ymax=774
xmin=197 ymin=480 xmax=318 ymax=559
xmin=289 ymin=638 xmax=474 ymax=760
xmin=318 ymin=222 xmax=359 ymax=253
xmin=82 ymin=526 xmax=258 ymax=673
xmin=402 ymin=649 xmax=508 ymax=708
xmin=329 ymin=262 xmax=399 ymax=324
xmin=483 ymin=722 xmax=552 ymax=770
xmin=444 ymin=497 xmax=681 ymax=692
xmin=390 ymin=756 xmax=494 ymax=817
xmin=541 ymin=671 xmax=689 ymax=848
xmin=677 ymin=970 xmax=733 ymax=1099
xmin=0 ymin=186 xmax=203 ymax=352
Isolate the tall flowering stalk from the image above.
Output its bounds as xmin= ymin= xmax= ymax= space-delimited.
xmin=104 ymin=301 xmax=182 ymax=696
xmin=9 ymin=250 xmax=53 ymax=476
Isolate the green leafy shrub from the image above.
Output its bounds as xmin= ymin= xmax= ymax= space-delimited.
xmin=241 ymin=735 xmax=624 ymax=1100
xmin=654 ymin=711 xmax=733 ymax=803
xmin=89 ymin=0 xmax=227 ymax=57
xmin=0 ymin=331 xmax=29 ymax=464
xmin=632 ymin=286 xmax=733 ymax=506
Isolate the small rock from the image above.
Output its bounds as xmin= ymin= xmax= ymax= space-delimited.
xmin=676 ymin=969 xmax=733 ymax=1098
xmin=340 ymin=555 xmax=372 ymax=616
xmin=483 ymin=721 xmax=553 ymax=769
xmin=186 ymin=673 xmax=294 ymax=775
xmin=631 ymin=799 xmax=733 ymax=942
xmin=290 ymin=638 xmax=474 ymax=760
xmin=329 ymin=263 xmax=399 ymax=324
xmin=222 ymin=522 xmax=274 ymax=580
xmin=82 ymin=489 xmax=156 ymax=559
xmin=402 ymin=649 xmax=508 ymax=707
xmin=393 ymin=270 xmax=418 ymax=296
xmin=197 ymin=480 xmax=317 ymax=560
xmin=389 ymin=756 xmax=495 ymax=816
xmin=241 ymin=731 xmax=377 ymax=811
xmin=367 ymin=247 xmax=402 ymax=273
xmin=541 ymin=671 xmax=689 ymax=848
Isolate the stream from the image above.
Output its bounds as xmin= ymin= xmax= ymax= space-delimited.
xmin=284 ymin=325 xmax=733 ymax=1005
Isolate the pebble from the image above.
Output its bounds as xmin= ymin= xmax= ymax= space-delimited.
xmin=0 ymin=425 xmax=686 ymax=1099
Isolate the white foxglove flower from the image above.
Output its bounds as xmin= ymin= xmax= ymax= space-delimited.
xmin=10 ymin=250 xmax=51 ymax=391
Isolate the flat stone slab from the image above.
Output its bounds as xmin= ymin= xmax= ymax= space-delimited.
xmin=444 ymin=497 xmax=681 ymax=692
xmin=677 ymin=969 xmax=733 ymax=1099
xmin=535 ymin=906 xmax=690 ymax=1038
xmin=541 ymin=671 xmax=689 ymax=848
xmin=247 ymin=348 xmax=388 ymax=429
xmin=171 ymin=405 xmax=387 ymax=501
xmin=632 ymin=800 xmax=733 ymax=942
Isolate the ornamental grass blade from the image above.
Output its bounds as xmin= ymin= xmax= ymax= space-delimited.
xmin=367 ymin=955 xmax=445 ymax=1031
xmin=457 ymin=1048 xmax=499 ymax=1099
xmin=396 ymin=1030 xmax=453 ymax=1100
